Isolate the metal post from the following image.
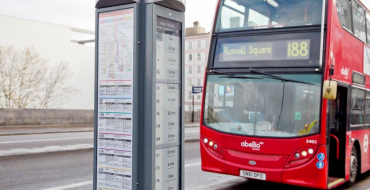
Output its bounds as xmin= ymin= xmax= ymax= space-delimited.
xmin=192 ymin=94 xmax=194 ymax=122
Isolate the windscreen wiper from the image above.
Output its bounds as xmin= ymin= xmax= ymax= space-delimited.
xmin=209 ymin=69 xmax=261 ymax=79
xmin=220 ymin=76 xmax=261 ymax=79
xmin=249 ymin=68 xmax=315 ymax=85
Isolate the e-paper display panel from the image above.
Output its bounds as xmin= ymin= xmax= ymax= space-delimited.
xmin=155 ymin=16 xmax=182 ymax=190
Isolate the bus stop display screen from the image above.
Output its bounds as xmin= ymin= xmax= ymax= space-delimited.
xmin=97 ymin=8 xmax=134 ymax=190
xmin=213 ymin=32 xmax=321 ymax=68
xmin=221 ymin=39 xmax=311 ymax=61
xmin=155 ymin=16 xmax=181 ymax=190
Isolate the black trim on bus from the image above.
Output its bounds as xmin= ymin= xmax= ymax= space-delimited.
xmin=349 ymin=126 xmax=370 ymax=131
xmin=207 ymin=28 xmax=327 ymax=69
xmin=214 ymin=25 xmax=325 ymax=38
xmin=207 ymin=67 xmax=324 ymax=75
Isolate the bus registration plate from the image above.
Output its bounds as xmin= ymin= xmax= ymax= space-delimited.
xmin=240 ymin=170 xmax=266 ymax=180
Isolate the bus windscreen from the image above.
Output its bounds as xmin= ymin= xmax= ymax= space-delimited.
xmin=216 ymin=0 xmax=323 ymax=32
xmin=203 ymin=74 xmax=322 ymax=138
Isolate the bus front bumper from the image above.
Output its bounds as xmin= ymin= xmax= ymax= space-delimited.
xmin=201 ymin=143 xmax=328 ymax=189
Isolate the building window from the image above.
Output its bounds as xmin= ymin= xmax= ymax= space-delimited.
xmin=189 ymin=54 xmax=193 ymax=61
xmin=197 ymin=53 xmax=201 ymax=61
xmin=197 ymin=66 xmax=201 ymax=74
xmin=351 ymin=88 xmax=365 ymax=125
xmin=197 ymin=95 xmax=201 ymax=100
xmin=197 ymin=41 xmax=201 ymax=49
xmin=197 ymin=79 xmax=201 ymax=86
xmin=352 ymin=1 xmax=366 ymax=41
xmin=188 ymin=41 xmax=192 ymax=49
xmin=188 ymin=66 xmax=192 ymax=74
xmin=188 ymin=92 xmax=192 ymax=100
xmin=336 ymin=0 xmax=352 ymax=32
xmin=188 ymin=79 xmax=192 ymax=87
xmin=188 ymin=105 xmax=192 ymax=111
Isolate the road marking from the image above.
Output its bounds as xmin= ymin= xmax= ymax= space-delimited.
xmin=0 ymin=144 xmax=93 ymax=157
xmin=185 ymin=131 xmax=199 ymax=134
xmin=185 ymin=162 xmax=201 ymax=168
xmin=42 ymin=181 xmax=92 ymax=190
xmin=0 ymin=137 xmax=93 ymax=144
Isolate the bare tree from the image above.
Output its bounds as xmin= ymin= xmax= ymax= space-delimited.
xmin=0 ymin=46 xmax=78 ymax=109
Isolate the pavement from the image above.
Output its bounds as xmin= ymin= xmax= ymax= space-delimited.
xmin=0 ymin=123 xmax=200 ymax=158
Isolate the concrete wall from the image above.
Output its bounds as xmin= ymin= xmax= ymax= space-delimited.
xmin=185 ymin=111 xmax=201 ymax=122
xmin=0 ymin=109 xmax=94 ymax=126
xmin=0 ymin=109 xmax=198 ymax=126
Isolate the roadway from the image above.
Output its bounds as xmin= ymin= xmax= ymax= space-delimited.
xmin=1 ymin=132 xmax=370 ymax=190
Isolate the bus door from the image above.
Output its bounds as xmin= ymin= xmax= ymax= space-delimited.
xmin=327 ymin=86 xmax=347 ymax=183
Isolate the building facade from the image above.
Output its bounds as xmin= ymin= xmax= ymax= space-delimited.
xmin=0 ymin=14 xmax=95 ymax=110
xmin=184 ymin=22 xmax=210 ymax=112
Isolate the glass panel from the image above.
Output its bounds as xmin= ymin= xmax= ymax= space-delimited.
xmin=218 ymin=0 xmax=323 ymax=32
xmin=336 ymin=0 xmax=353 ymax=32
xmin=366 ymin=92 xmax=370 ymax=124
xmin=352 ymin=1 xmax=366 ymax=41
xmin=351 ymin=88 xmax=365 ymax=125
xmin=203 ymin=74 xmax=321 ymax=137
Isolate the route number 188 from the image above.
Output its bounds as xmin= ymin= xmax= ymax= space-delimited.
xmin=287 ymin=41 xmax=309 ymax=58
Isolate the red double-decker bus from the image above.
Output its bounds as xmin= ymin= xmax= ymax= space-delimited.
xmin=200 ymin=0 xmax=370 ymax=189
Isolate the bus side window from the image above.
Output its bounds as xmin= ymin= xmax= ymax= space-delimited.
xmin=351 ymin=88 xmax=365 ymax=125
xmin=336 ymin=0 xmax=353 ymax=32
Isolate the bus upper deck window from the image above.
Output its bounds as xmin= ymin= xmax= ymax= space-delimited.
xmin=217 ymin=0 xmax=324 ymax=32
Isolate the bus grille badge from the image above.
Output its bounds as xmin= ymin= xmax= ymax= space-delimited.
xmin=249 ymin=160 xmax=256 ymax=166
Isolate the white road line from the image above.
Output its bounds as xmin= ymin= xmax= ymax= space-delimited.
xmin=0 ymin=137 xmax=93 ymax=144
xmin=185 ymin=162 xmax=201 ymax=168
xmin=0 ymin=144 xmax=93 ymax=156
xmin=42 ymin=181 xmax=92 ymax=190
xmin=185 ymin=131 xmax=199 ymax=134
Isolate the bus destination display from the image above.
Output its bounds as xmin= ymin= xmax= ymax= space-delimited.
xmin=155 ymin=16 xmax=181 ymax=190
xmin=220 ymin=39 xmax=311 ymax=62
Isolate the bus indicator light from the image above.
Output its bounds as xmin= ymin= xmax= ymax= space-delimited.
xmin=214 ymin=144 xmax=218 ymax=150
xmin=302 ymin=151 xmax=308 ymax=157
xmin=209 ymin=141 xmax=214 ymax=147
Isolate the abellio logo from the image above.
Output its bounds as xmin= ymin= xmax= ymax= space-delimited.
xmin=241 ymin=141 xmax=264 ymax=151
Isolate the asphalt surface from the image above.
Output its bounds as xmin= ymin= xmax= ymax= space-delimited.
xmin=2 ymin=141 xmax=370 ymax=190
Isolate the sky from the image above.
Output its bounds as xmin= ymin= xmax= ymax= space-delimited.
xmin=0 ymin=0 xmax=370 ymax=33
xmin=0 ymin=0 xmax=218 ymax=33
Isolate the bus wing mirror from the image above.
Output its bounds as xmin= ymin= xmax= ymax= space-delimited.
xmin=323 ymin=80 xmax=337 ymax=100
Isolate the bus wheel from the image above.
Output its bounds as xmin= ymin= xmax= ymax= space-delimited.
xmin=348 ymin=147 xmax=359 ymax=186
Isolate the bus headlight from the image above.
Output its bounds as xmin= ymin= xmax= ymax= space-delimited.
xmin=308 ymin=148 xmax=314 ymax=154
xmin=294 ymin=153 xmax=300 ymax=158
xmin=202 ymin=136 xmax=223 ymax=159
xmin=204 ymin=138 xmax=208 ymax=144
xmin=214 ymin=144 xmax=218 ymax=150
xmin=285 ymin=146 xmax=318 ymax=168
